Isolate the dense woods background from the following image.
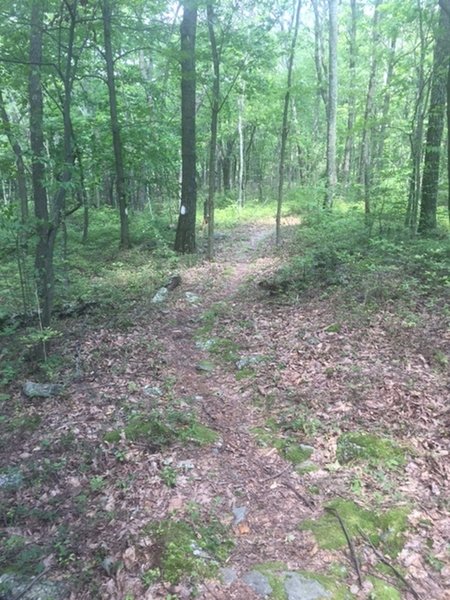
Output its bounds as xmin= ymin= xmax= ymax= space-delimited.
xmin=1 ymin=0 xmax=450 ymax=336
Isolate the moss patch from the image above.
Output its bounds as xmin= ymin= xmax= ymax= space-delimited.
xmin=104 ymin=409 xmax=217 ymax=450
xmin=300 ymin=500 xmax=409 ymax=558
xmin=336 ymin=432 xmax=406 ymax=467
xmin=252 ymin=563 xmax=352 ymax=599
xmin=145 ymin=514 xmax=233 ymax=585
xmin=252 ymin=421 xmax=315 ymax=466
xmin=368 ymin=576 xmax=402 ymax=599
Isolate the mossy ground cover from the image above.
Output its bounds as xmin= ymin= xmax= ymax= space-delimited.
xmin=253 ymin=562 xmax=352 ymax=599
xmin=143 ymin=511 xmax=234 ymax=586
xmin=301 ymin=499 xmax=410 ymax=558
xmin=336 ymin=432 xmax=407 ymax=467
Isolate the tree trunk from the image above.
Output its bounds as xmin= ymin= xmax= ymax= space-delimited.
xmin=102 ymin=0 xmax=130 ymax=249
xmin=276 ymin=0 xmax=302 ymax=245
xmin=324 ymin=0 xmax=338 ymax=209
xmin=29 ymin=0 xmax=51 ymax=326
xmin=206 ymin=3 xmax=220 ymax=261
xmin=418 ymin=6 xmax=450 ymax=233
xmin=0 ymin=90 xmax=28 ymax=222
xmin=174 ymin=0 xmax=197 ymax=254
xmin=341 ymin=0 xmax=357 ymax=187
xmin=237 ymin=95 xmax=245 ymax=208
xmin=358 ymin=0 xmax=382 ymax=219
xmin=405 ymin=0 xmax=429 ymax=230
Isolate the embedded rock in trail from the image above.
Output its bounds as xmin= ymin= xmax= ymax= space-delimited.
xmin=283 ymin=572 xmax=331 ymax=600
xmin=151 ymin=287 xmax=169 ymax=303
xmin=220 ymin=567 xmax=238 ymax=586
xmin=0 ymin=574 xmax=67 ymax=600
xmin=232 ymin=506 xmax=248 ymax=525
xmin=23 ymin=381 xmax=64 ymax=398
xmin=142 ymin=385 xmax=163 ymax=398
xmin=242 ymin=571 xmax=272 ymax=598
xmin=0 ymin=468 xmax=24 ymax=490
xmin=185 ymin=292 xmax=201 ymax=304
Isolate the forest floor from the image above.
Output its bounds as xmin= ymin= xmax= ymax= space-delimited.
xmin=1 ymin=216 xmax=449 ymax=600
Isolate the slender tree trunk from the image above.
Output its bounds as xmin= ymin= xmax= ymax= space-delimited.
xmin=440 ymin=0 xmax=450 ymax=223
xmin=174 ymin=0 xmax=197 ymax=253
xmin=276 ymin=0 xmax=302 ymax=245
xmin=311 ymin=0 xmax=327 ymax=111
xmin=359 ymin=0 xmax=382 ymax=219
xmin=418 ymin=6 xmax=450 ymax=233
xmin=375 ymin=35 xmax=397 ymax=172
xmin=102 ymin=0 xmax=130 ymax=249
xmin=405 ymin=0 xmax=429 ymax=230
xmin=206 ymin=3 xmax=220 ymax=261
xmin=237 ymin=95 xmax=245 ymax=208
xmin=0 ymin=90 xmax=28 ymax=222
xmin=324 ymin=0 xmax=338 ymax=209
xmin=341 ymin=0 xmax=357 ymax=187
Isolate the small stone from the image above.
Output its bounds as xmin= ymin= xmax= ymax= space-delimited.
xmin=243 ymin=571 xmax=272 ymax=598
xmin=232 ymin=506 xmax=248 ymax=525
xmin=195 ymin=360 xmax=215 ymax=373
xmin=283 ymin=572 xmax=331 ymax=600
xmin=185 ymin=292 xmax=201 ymax=304
xmin=235 ymin=355 xmax=264 ymax=370
xmin=177 ymin=460 xmax=195 ymax=470
xmin=152 ymin=287 xmax=169 ymax=303
xmin=220 ymin=567 xmax=238 ymax=586
xmin=143 ymin=385 xmax=163 ymax=398
xmin=0 ymin=468 xmax=24 ymax=490
xmin=23 ymin=381 xmax=64 ymax=398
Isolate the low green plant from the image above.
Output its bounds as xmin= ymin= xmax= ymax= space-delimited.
xmin=144 ymin=509 xmax=233 ymax=585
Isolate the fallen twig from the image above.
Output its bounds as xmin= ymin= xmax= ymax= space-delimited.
xmin=12 ymin=566 xmax=51 ymax=600
xmin=325 ymin=507 xmax=363 ymax=588
xmin=260 ymin=462 xmax=292 ymax=483
xmin=357 ymin=526 xmax=422 ymax=600
xmin=282 ymin=480 xmax=315 ymax=509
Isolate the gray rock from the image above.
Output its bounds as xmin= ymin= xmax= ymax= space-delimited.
xmin=243 ymin=571 xmax=272 ymax=598
xmin=283 ymin=572 xmax=331 ymax=600
xmin=232 ymin=506 xmax=248 ymax=525
xmin=0 ymin=573 xmax=67 ymax=600
xmin=23 ymin=381 xmax=63 ymax=398
xmin=220 ymin=567 xmax=238 ymax=586
xmin=177 ymin=460 xmax=195 ymax=471
xmin=0 ymin=468 xmax=24 ymax=491
xmin=151 ymin=287 xmax=169 ymax=303
xmin=142 ymin=385 xmax=163 ymax=398
xmin=185 ymin=292 xmax=201 ymax=304
xmin=235 ymin=355 xmax=265 ymax=370
xmin=195 ymin=360 xmax=215 ymax=373
xmin=299 ymin=444 xmax=315 ymax=454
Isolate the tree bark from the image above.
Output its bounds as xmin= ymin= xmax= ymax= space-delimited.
xmin=341 ymin=0 xmax=357 ymax=187
xmin=276 ymin=0 xmax=302 ymax=245
xmin=0 ymin=90 xmax=28 ymax=222
xmin=358 ymin=0 xmax=382 ymax=219
xmin=418 ymin=6 xmax=450 ymax=233
xmin=324 ymin=0 xmax=338 ymax=209
xmin=174 ymin=0 xmax=197 ymax=254
xmin=206 ymin=3 xmax=220 ymax=261
xmin=29 ymin=0 xmax=51 ymax=325
xmin=102 ymin=0 xmax=130 ymax=249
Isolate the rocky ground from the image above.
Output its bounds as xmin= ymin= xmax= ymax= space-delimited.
xmin=1 ymin=218 xmax=449 ymax=599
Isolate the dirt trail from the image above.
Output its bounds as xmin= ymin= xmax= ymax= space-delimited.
xmin=4 ymin=217 xmax=448 ymax=600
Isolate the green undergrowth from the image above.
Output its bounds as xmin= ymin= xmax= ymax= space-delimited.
xmin=252 ymin=417 xmax=315 ymax=467
xmin=268 ymin=198 xmax=450 ymax=310
xmin=104 ymin=406 xmax=218 ymax=451
xmin=301 ymin=499 xmax=410 ymax=559
xmin=143 ymin=508 xmax=234 ymax=586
